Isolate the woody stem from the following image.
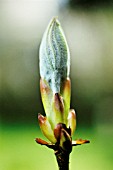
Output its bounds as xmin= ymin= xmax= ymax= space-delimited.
xmin=55 ymin=149 xmax=70 ymax=170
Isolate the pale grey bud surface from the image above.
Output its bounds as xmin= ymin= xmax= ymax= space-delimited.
xmin=39 ymin=17 xmax=70 ymax=93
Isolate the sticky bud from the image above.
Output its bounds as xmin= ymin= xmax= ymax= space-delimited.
xmin=39 ymin=17 xmax=70 ymax=93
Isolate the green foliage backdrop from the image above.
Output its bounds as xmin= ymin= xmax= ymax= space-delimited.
xmin=0 ymin=1 xmax=113 ymax=169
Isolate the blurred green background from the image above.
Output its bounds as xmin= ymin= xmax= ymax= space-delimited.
xmin=0 ymin=0 xmax=113 ymax=170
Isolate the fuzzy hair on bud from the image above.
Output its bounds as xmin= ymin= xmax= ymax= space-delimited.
xmin=39 ymin=17 xmax=70 ymax=93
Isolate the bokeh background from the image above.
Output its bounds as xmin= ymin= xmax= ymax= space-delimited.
xmin=0 ymin=0 xmax=113 ymax=170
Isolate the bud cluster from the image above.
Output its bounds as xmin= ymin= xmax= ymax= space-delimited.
xmin=36 ymin=18 xmax=89 ymax=150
